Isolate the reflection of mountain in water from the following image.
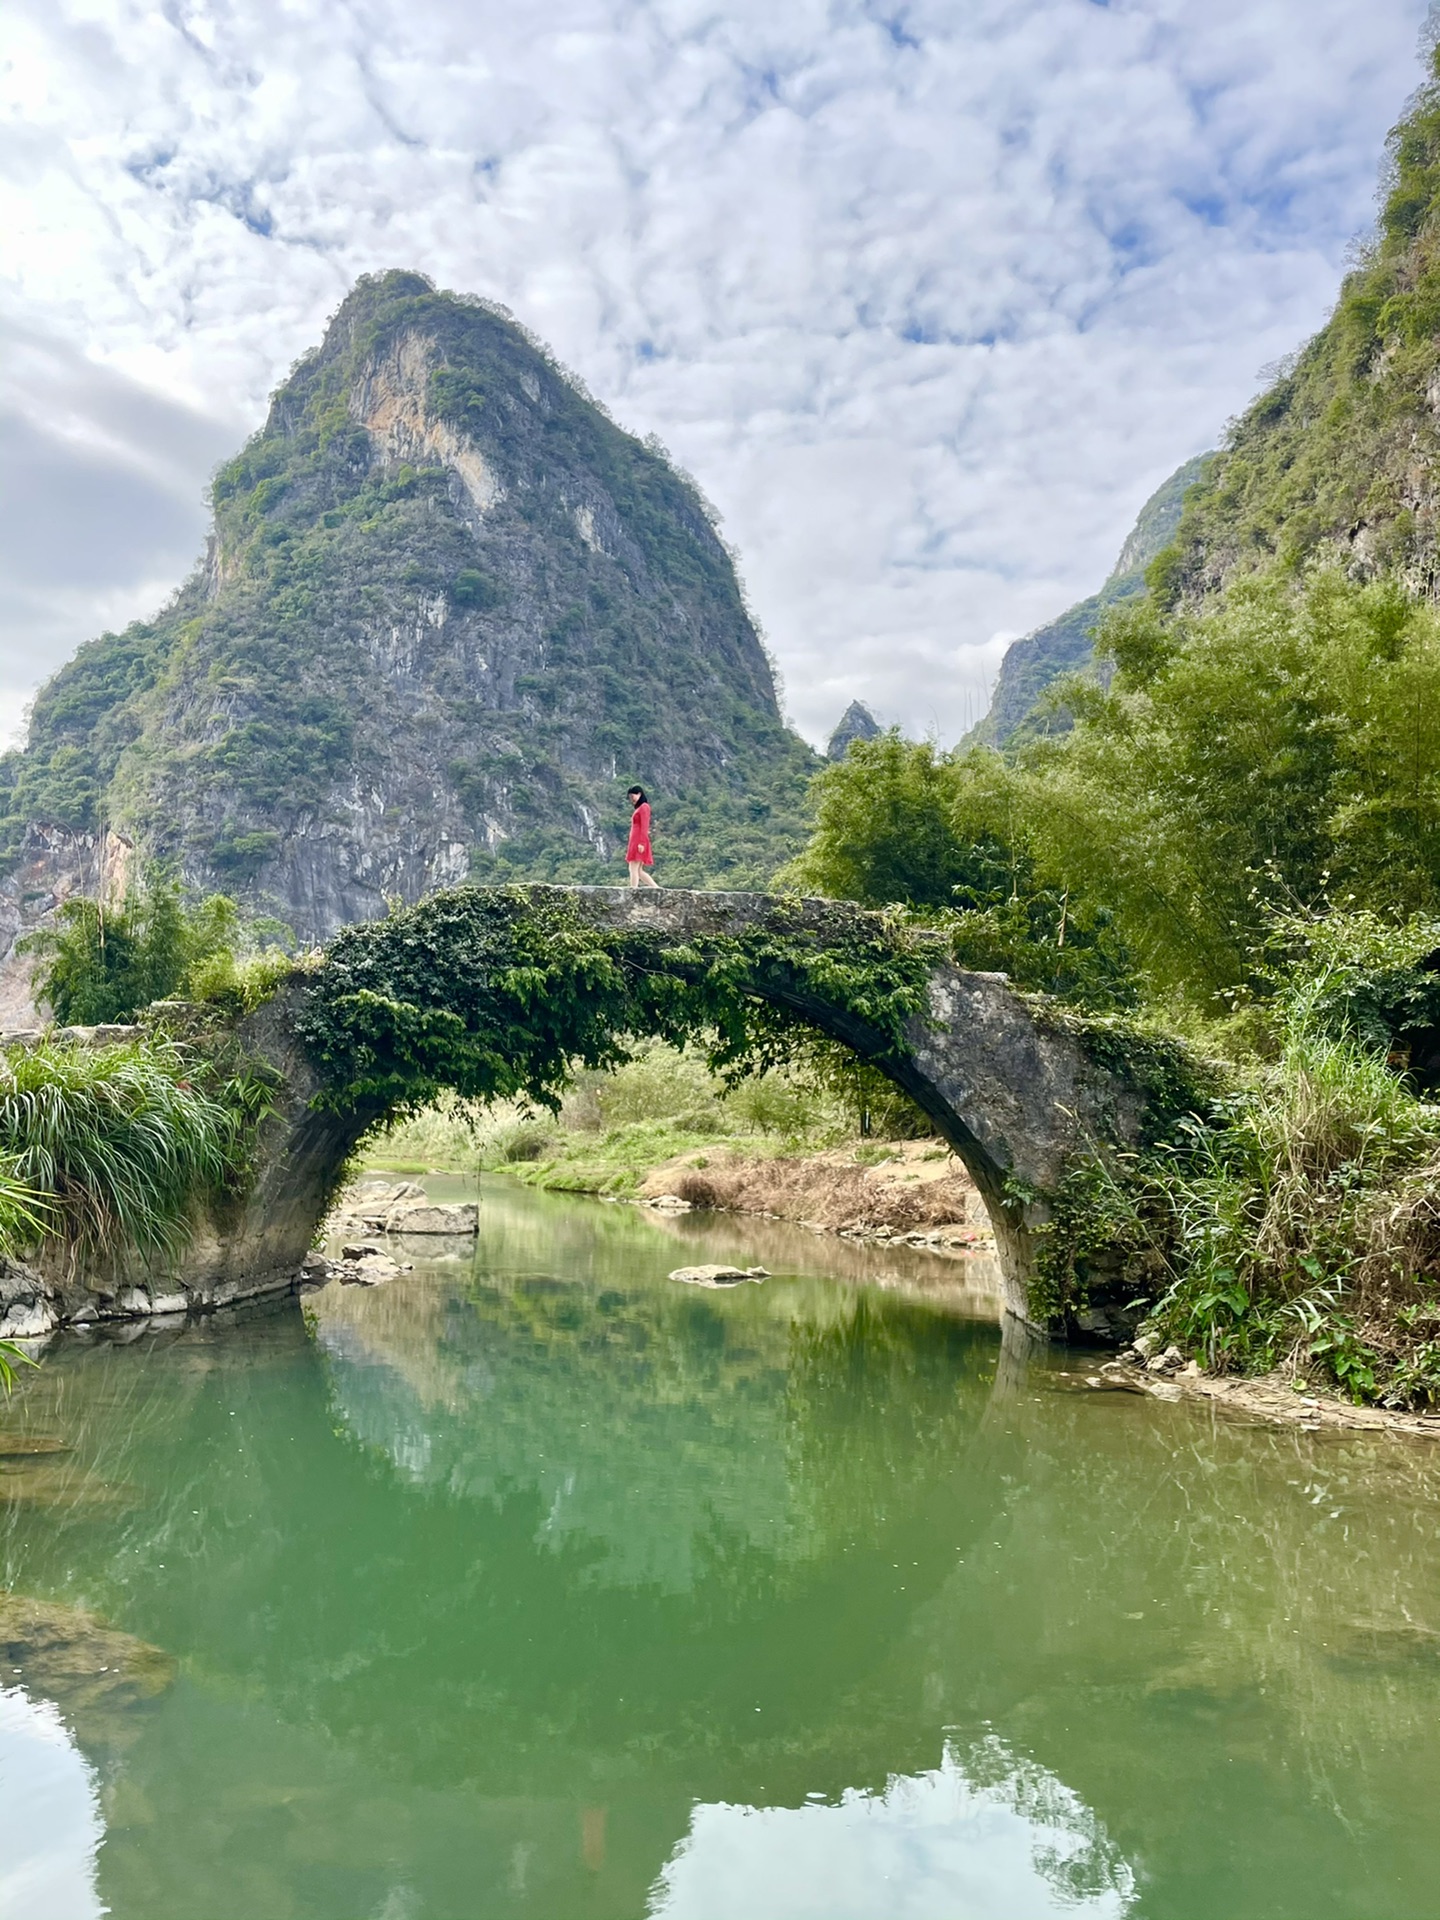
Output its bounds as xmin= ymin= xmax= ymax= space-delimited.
xmin=312 ymin=1257 xmax=992 ymax=1595
xmin=310 ymin=1179 xmax=997 ymax=1596
xmin=5 ymin=1179 xmax=1440 ymax=1917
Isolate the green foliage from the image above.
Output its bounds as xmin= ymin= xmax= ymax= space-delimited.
xmin=0 ymin=1037 xmax=269 ymax=1263
xmin=780 ymin=732 xmax=1136 ymax=1007
xmin=1022 ymin=569 xmax=1440 ymax=1003
xmin=209 ymin=826 xmax=281 ymax=879
xmin=1057 ymin=991 xmax=1440 ymax=1400
xmin=0 ymin=1163 xmax=52 ymax=1258
xmin=782 ymin=733 xmax=1010 ymax=909
xmin=1255 ymin=909 xmax=1440 ymax=1077
xmin=21 ymin=876 xmax=243 ymax=1024
xmin=295 ymin=885 xmax=936 ymax=1117
xmin=0 ymin=1337 xmax=37 ymax=1394
xmin=185 ymin=945 xmax=299 ymax=1018
xmin=21 ymin=872 xmax=297 ymax=1026
xmin=449 ymin=567 xmax=501 ymax=609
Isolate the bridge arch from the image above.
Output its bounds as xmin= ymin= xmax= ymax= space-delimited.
xmin=221 ymin=887 xmax=1178 ymax=1328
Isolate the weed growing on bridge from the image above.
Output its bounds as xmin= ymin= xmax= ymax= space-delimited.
xmin=293 ymin=887 xmax=938 ymax=1116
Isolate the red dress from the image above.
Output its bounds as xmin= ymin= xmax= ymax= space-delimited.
xmin=626 ymin=801 xmax=653 ymax=866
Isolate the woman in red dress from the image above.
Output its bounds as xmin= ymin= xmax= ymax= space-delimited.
xmin=625 ymin=786 xmax=658 ymax=888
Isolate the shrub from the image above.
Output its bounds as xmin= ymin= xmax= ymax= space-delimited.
xmin=22 ymin=877 xmax=242 ymax=1024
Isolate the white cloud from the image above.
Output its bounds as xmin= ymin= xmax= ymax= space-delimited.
xmin=0 ymin=0 xmax=1431 ymax=745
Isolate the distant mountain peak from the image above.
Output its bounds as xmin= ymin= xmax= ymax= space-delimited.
xmin=0 ymin=272 xmax=816 ymax=969
xmin=825 ymin=700 xmax=882 ymax=760
xmin=968 ymin=454 xmax=1213 ymax=750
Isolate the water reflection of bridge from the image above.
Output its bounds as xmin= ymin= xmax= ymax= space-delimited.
xmin=7 ymin=1185 xmax=1435 ymax=1919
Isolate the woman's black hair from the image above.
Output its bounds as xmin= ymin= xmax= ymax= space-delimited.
xmin=627 ymin=786 xmax=648 ymax=804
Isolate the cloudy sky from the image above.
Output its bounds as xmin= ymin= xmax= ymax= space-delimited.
xmin=1 ymin=0 xmax=1434 ymax=750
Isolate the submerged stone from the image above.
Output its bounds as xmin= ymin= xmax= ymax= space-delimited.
xmin=0 ymin=1591 xmax=174 ymax=1718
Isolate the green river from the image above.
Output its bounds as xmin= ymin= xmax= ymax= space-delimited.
xmin=2 ymin=1176 xmax=1440 ymax=1920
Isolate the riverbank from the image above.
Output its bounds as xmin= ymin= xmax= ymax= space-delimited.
xmin=365 ymin=1128 xmax=998 ymax=1251
xmin=1069 ymin=1351 xmax=1440 ymax=1439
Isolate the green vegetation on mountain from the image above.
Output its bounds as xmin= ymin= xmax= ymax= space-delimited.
xmin=972 ymin=454 xmax=1212 ymax=748
xmin=1158 ymin=49 xmax=1440 ymax=600
xmin=0 ymin=272 xmax=816 ymax=937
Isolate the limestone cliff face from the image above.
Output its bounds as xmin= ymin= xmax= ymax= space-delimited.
xmin=0 ymin=271 xmax=815 ymax=969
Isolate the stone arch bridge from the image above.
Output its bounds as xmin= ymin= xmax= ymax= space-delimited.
xmin=2 ymin=887 xmax=1178 ymax=1337
xmin=202 ymin=886 xmax=1167 ymax=1330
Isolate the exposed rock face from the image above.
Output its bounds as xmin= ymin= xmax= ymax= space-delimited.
xmin=825 ymin=700 xmax=882 ymax=760
xmin=0 ymin=271 xmax=816 ymax=990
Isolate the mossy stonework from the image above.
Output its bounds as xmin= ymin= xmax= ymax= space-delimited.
xmin=158 ymin=885 xmax=1194 ymax=1328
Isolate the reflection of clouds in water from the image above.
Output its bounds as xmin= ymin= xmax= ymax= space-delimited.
xmin=0 ymin=1686 xmax=105 ymax=1920
xmin=649 ymin=1736 xmax=1134 ymax=1920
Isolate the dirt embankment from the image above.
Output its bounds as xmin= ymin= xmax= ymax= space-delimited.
xmin=638 ymin=1139 xmax=994 ymax=1247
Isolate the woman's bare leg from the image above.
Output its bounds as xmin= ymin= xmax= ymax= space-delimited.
xmin=628 ymin=861 xmax=658 ymax=889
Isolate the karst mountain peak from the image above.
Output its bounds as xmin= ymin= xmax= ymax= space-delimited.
xmin=0 ymin=270 xmax=816 ymax=954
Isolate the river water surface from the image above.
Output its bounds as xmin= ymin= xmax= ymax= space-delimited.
xmin=3 ymin=1177 xmax=1440 ymax=1919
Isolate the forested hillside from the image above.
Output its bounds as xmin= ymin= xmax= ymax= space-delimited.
xmin=0 ymin=272 xmax=816 ymax=943
xmin=1158 ymin=63 xmax=1440 ymax=601
xmin=787 ymin=50 xmax=1440 ymax=1408
xmin=972 ymin=455 xmax=1211 ymax=747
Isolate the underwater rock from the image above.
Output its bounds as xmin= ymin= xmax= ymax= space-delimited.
xmin=0 ymin=1591 xmax=174 ymax=1718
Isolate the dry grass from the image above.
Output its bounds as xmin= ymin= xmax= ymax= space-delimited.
xmin=646 ymin=1142 xmax=988 ymax=1236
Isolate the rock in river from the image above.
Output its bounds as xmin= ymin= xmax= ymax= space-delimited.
xmin=0 ymin=1591 xmax=174 ymax=1717
xmin=386 ymin=1201 xmax=479 ymax=1235
xmin=668 ymin=1264 xmax=769 ymax=1288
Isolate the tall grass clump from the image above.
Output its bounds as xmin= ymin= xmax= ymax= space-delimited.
xmin=1141 ymin=982 xmax=1440 ymax=1400
xmin=0 ymin=1038 xmax=261 ymax=1266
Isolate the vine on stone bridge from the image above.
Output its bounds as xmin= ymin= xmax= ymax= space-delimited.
xmin=293 ymin=887 xmax=938 ymax=1114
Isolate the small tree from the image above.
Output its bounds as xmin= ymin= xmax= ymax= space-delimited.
xmin=779 ymin=732 xmax=1135 ymax=1006
xmin=21 ymin=874 xmax=241 ymax=1024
